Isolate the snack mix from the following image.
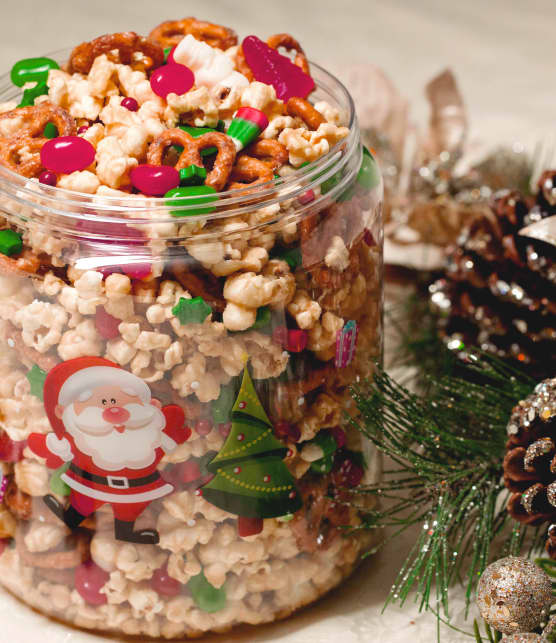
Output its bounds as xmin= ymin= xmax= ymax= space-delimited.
xmin=0 ymin=17 xmax=383 ymax=638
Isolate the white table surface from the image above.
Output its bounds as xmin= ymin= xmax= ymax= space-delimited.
xmin=1 ymin=1 xmax=553 ymax=640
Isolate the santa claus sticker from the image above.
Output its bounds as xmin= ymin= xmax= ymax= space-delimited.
xmin=28 ymin=357 xmax=191 ymax=545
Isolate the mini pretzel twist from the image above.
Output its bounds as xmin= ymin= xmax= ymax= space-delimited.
xmin=243 ymin=139 xmax=288 ymax=171
xmin=149 ymin=17 xmax=237 ymax=50
xmin=237 ymin=32 xmax=310 ymax=82
xmin=147 ymin=129 xmax=236 ymax=192
xmin=0 ymin=103 xmax=76 ymax=178
xmin=286 ymin=97 xmax=325 ymax=131
xmin=227 ymin=156 xmax=274 ymax=191
xmin=68 ymin=31 xmax=164 ymax=74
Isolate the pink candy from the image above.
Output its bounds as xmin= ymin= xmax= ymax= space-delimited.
xmin=95 ymin=306 xmax=121 ymax=339
xmin=40 ymin=136 xmax=96 ymax=174
xmin=241 ymin=35 xmax=315 ymax=101
xmin=150 ymin=63 xmax=194 ymax=99
xmin=74 ymin=561 xmax=109 ymax=606
xmin=131 ymin=164 xmax=180 ymax=196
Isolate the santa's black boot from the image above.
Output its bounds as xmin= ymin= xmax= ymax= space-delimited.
xmin=43 ymin=495 xmax=86 ymax=529
xmin=114 ymin=519 xmax=160 ymax=545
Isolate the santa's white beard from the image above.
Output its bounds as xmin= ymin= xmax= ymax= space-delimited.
xmin=63 ymin=403 xmax=166 ymax=471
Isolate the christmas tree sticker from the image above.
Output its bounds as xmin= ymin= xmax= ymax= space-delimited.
xmin=201 ymin=365 xmax=302 ymax=536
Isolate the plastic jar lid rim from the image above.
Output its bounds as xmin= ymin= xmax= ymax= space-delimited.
xmin=0 ymin=55 xmax=363 ymax=228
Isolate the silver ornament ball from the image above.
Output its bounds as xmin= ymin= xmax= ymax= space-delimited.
xmin=476 ymin=556 xmax=552 ymax=635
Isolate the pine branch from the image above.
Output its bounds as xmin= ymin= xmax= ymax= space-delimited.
xmin=349 ymin=351 xmax=536 ymax=618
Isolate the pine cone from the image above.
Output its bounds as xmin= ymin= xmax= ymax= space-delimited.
xmin=503 ymin=378 xmax=556 ymax=558
xmin=431 ymin=171 xmax=556 ymax=377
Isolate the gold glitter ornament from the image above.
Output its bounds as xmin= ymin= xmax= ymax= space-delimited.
xmin=501 ymin=635 xmax=542 ymax=642
xmin=476 ymin=556 xmax=552 ymax=635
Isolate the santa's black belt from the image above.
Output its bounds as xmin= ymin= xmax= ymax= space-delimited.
xmin=69 ymin=465 xmax=160 ymax=489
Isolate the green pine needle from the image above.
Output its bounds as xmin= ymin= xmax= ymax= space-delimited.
xmin=349 ymin=351 xmax=536 ymax=618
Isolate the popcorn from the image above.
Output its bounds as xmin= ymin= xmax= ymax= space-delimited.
xmin=95 ymin=136 xmax=138 ymax=189
xmin=14 ymin=459 xmax=49 ymax=496
xmin=23 ymin=523 xmax=66 ymax=553
xmin=57 ymin=171 xmax=101 ymax=194
xmin=15 ymin=300 xmax=68 ymax=353
xmin=287 ymin=289 xmax=322 ymax=329
xmin=164 ymin=87 xmax=219 ymax=128
xmin=47 ymin=69 xmax=104 ymax=120
xmin=279 ymin=123 xmax=350 ymax=167
xmin=240 ymin=82 xmax=282 ymax=116
xmin=325 ymin=235 xmax=350 ymax=271
xmin=58 ymin=319 xmax=102 ymax=360
xmin=307 ymin=312 xmax=344 ymax=360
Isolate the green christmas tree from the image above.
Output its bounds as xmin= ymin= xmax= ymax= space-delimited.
xmin=201 ymin=365 xmax=302 ymax=535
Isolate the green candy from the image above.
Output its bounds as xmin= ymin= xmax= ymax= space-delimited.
xmin=321 ymin=170 xmax=343 ymax=195
xmin=11 ymin=57 xmax=59 ymax=88
xmin=250 ymin=306 xmax=271 ymax=329
xmin=163 ymin=47 xmax=173 ymax=63
xmin=26 ymin=365 xmax=47 ymax=400
xmin=0 ymin=229 xmax=22 ymax=256
xmin=280 ymin=247 xmax=302 ymax=271
xmin=179 ymin=165 xmax=207 ymax=186
xmin=43 ymin=123 xmax=58 ymax=139
xmin=307 ymin=430 xmax=339 ymax=474
xmin=211 ymin=384 xmax=236 ymax=424
xmin=172 ymin=296 xmax=212 ymax=325
xmin=165 ymin=186 xmax=218 ymax=217
xmin=357 ymin=146 xmax=381 ymax=190
xmin=50 ymin=463 xmax=71 ymax=496
xmin=17 ymin=81 xmax=49 ymax=107
xmin=188 ymin=572 xmax=226 ymax=613
xmin=310 ymin=452 xmax=335 ymax=474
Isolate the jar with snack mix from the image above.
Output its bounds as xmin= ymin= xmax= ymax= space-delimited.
xmin=0 ymin=19 xmax=383 ymax=639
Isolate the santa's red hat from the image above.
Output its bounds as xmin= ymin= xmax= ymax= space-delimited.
xmin=43 ymin=357 xmax=151 ymax=437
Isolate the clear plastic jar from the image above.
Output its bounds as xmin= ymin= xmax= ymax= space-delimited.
xmin=0 ymin=55 xmax=383 ymax=639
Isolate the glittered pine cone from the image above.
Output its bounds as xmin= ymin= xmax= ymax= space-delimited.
xmin=504 ymin=378 xmax=556 ymax=557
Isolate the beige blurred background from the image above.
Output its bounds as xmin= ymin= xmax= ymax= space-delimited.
xmin=2 ymin=0 xmax=555 ymax=146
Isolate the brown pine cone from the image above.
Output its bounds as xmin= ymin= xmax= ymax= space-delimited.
xmin=431 ymin=169 xmax=556 ymax=377
xmin=504 ymin=378 xmax=556 ymax=557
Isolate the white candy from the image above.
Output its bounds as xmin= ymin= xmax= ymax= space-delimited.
xmin=173 ymin=35 xmax=249 ymax=92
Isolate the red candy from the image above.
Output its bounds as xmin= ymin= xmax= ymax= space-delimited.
xmin=177 ymin=460 xmax=202 ymax=483
xmin=238 ymin=516 xmax=264 ymax=537
xmin=274 ymin=421 xmax=300 ymax=443
xmin=0 ymin=432 xmax=26 ymax=462
xmin=272 ymin=327 xmax=307 ymax=352
xmin=94 ymin=306 xmax=121 ymax=339
xmin=333 ymin=457 xmax=364 ymax=488
xmin=330 ymin=426 xmax=347 ymax=449
xmin=74 ymin=561 xmax=109 ymax=606
xmin=150 ymin=64 xmax=194 ymax=99
xmin=363 ymin=229 xmax=376 ymax=247
xmin=298 ymin=188 xmax=315 ymax=205
xmin=77 ymin=125 xmax=89 ymax=135
xmin=152 ymin=564 xmax=181 ymax=597
xmin=287 ymin=329 xmax=308 ymax=352
xmin=218 ymin=422 xmax=232 ymax=438
xmin=131 ymin=164 xmax=180 ymax=196
xmin=241 ymin=35 xmax=315 ymax=101
xmin=40 ymin=136 xmax=96 ymax=174
xmin=38 ymin=170 xmax=57 ymax=186
xmin=195 ymin=419 xmax=213 ymax=437
xmin=121 ymin=97 xmax=139 ymax=112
